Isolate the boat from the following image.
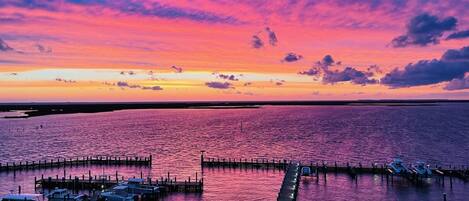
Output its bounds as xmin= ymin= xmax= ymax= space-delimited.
xmin=46 ymin=188 xmax=88 ymax=201
xmin=1 ymin=194 xmax=43 ymax=201
xmin=387 ymin=158 xmax=409 ymax=174
xmin=411 ymin=161 xmax=432 ymax=177
xmin=301 ymin=166 xmax=317 ymax=176
xmin=101 ymin=178 xmax=159 ymax=201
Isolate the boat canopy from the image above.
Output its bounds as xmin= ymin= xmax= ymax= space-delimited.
xmin=2 ymin=194 xmax=42 ymax=201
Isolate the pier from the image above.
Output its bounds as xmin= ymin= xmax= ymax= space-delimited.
xmin=201 ymin=156 xmax=469 ymax=180
xmin=277 ymin=163 xmax=300 ymax=201
xmin=202 ymin=155 xmax=469 ymax=200
xmin=35 ymin=173 xmax=203 ymax=195
xmin=0 ymin=155 xmax=152 ymax=172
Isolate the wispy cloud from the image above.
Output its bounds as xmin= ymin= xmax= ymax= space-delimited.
xmin=116 ymin=81 xmax=163 ymax=91
xmin=214 ymin=73 xmax=239 ymax=81
xmin=0 ymin=38 xmax=15 ymax=52
xmin=55 ymin=78 xmax=76 ymax=83
xmin=446 ymin=29 xmax=469 ymax=40
xmin=171 ymin=65 xmax=183 ymax=73
xmin=2 ymin=0 xmax=241 ymax=24
xmin=205 ymin=81 xmax=232 ymax=89
xmin=36 ymin=44 xmax=52 ymax=53
xmin=120 ymin=71 xmax=136 ymax=76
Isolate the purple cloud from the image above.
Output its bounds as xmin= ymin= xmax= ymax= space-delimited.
xmin=171 ymin=65 xmax=183 ymax=73
xmin=298 ymin=55 xmax=339 ymax=76
xmin=323 ymin=67 xmax=378 ymax=85
xmin=141 ymin=86 xmax=163 ymax=90
xmin=251 ymin=35 xmax=263 ymax=49
xmin=205 ymin=81 xmax=232 ymax=89
xmin=446 ymin=29 xmax=469 ymax=40
xmin=282 ymin=52 xmax=303 ymax=62
xmin=55 ymin=78 xmax=76 ymax=83
xmin=36 ymin=44 xmax=52 ymax=53
xmin=116 ymin=81 xmax=163 ymax=90
xmin=120 ymin=71 xmax=136 ymax=75
xmin=265 ymin=27 xmax=278 ymax=46
xmin=381 ymin=46 xmax=469 ymax=88
xmin=444 ymin=77 xmax=469 ymax=90
xmin=299 ymin=55 xmax=377 ymax=85
xmin=391 ymin=13 xmax=457 ymax=47
xmin=0 ymin=38 xmax=14 ymax=52
xmin=2 ymin=0 xmax=240 ymax=24
xmin=216 ymin=73 xmax=239 ymax=81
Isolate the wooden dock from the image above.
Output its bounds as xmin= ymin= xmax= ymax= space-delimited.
xmin=277 ymin=163 xmax=300 ymax=201
xmin=0 ymin=155 xmax=152 ymax=172
xmin=35 ymin=174 xmax=203 ymax=193
xmin=201 ymin=156 xmax=469 ymax=182
xmin=201 ymin=157 xmax=287 ymax=169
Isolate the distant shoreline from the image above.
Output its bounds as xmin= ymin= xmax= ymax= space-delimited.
xmin=0 ymin=100 xmax=468 ymax=118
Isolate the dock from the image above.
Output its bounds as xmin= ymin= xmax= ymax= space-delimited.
xmin=277 ymin=163 xmax=300 ymax=201
xmin=0 ymin=155 xmax=152 ymax=172
xmin=201 ymin=155 xmax=469 ymax=201
xmin=35 ymin=173 xmax=203 ymax=194
xmin=201 ymin=156 xmax=469 ymax=180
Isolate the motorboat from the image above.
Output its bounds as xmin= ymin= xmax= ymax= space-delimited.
xmin=1 ymin=194 xmax=43 ymax=201
xmin=387 ymin=158 xmax=409 ymax=174
xmin=301 ymin=166 xmax=311 ymax=176
xmin=411 ymin=161 xmax=432 ymax=177
xmin=301 ymin=166 xmax=317 ymax=176
xmin=101 ymin=178 xmax=159 ymax=201
xmin=46 ymin=188 xmax=88 ymax=201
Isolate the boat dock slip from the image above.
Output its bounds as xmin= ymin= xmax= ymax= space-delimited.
xmin=0 ymin=155 xmax=152 ymax=172
xmin=201 ymin=156 xmax=469 ymax=182
xmin=277 ymin=163 xmax=300 ymax=201
xmin=35 ymin=175 xmax=203 ymax=193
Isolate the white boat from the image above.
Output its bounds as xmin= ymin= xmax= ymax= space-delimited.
xmin=301 ymin=167 xmax=312 ymax=176
xmin=387 ymin=158 xmax=409 ymax=174
xmin=301 ymin=166 xmax=317 ymax=176
xmin=411 ymin=161 xmax=432 ymax=177
xmin=101 ymin=178 xmax=159 ymax=201
xmin=1 ymin=194 xmax=43 ymax=201
xmin=46 ymin=188 xmax=88 ymax=201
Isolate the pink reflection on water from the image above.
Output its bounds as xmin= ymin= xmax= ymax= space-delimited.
xmin=298 ymin=173 xmax=469 ymax=201
xmin=165 ymin=168 xmax=284 ymax=201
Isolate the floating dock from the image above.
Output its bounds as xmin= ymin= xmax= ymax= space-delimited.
xmin=0 ymin=155 xmax=152 ymax=172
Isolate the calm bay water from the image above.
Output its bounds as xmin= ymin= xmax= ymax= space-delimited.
xmin=0 ymin=104 xmax=468 ymax=200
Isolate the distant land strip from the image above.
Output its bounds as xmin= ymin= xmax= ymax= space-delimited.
xmin=0 ymin=100 xmax=468 ymax=118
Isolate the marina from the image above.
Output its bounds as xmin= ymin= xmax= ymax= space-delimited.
xmin=1 ymin=154 xmax=467 ymax=201
xmin=1 ymin=105 xmax=469 ymax=200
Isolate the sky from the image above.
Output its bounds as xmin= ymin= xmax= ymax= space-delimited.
xmin=0 ymin=0 xmax=468 ymax=102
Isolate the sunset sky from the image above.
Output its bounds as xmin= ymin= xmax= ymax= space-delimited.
xmin=0 ymin=0 xmax=468 ymax=102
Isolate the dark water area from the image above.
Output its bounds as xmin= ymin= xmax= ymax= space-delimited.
xmin=0 ymin=104 xmax=468 ymax=200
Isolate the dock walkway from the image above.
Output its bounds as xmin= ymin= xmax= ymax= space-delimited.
xmin=277 ymin=163 xmax=300 ymax=201
xmin=35 ymin=175 xmax=203 ymax=193
xmin=0 ymin=155 xmax=152 ymax=172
